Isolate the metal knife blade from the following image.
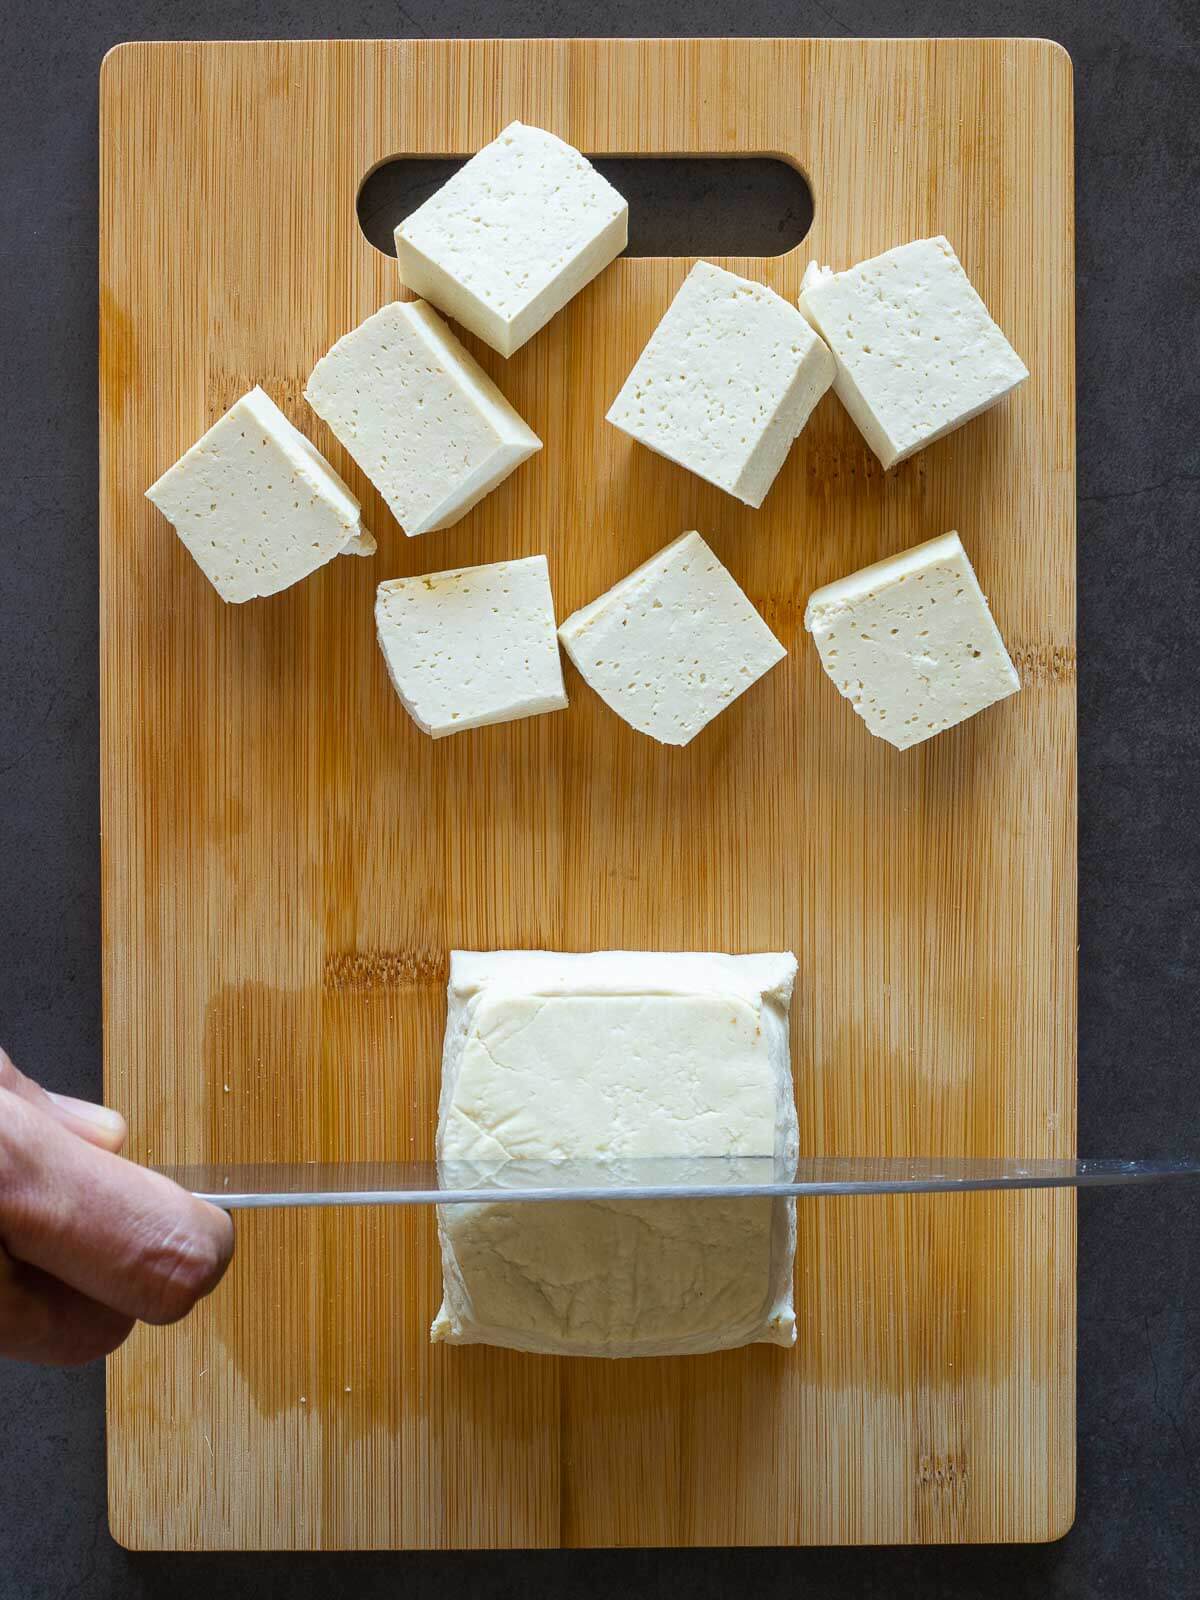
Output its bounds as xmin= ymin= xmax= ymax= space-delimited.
xmin=155 ymin=1156 xmax=1200 ymax=1210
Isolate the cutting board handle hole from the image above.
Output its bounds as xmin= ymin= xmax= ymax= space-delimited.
xmin=357 ymin=155 xmax=813 ymax=259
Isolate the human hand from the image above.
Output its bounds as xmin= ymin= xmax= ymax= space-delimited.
xmin=0 ymin=1048 xmax=233 ymax=1365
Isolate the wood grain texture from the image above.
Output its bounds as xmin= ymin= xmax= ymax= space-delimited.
xmin=99 ymin=37 xmax=1076 ymax=1549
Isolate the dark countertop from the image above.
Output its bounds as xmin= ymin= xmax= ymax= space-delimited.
xmin=1 ymin=2 xmax=1196 ymax=1596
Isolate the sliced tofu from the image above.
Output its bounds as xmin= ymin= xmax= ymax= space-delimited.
xmin=559 ymin=531 xmax=786 ymax=746
xmin=805 ymin=531 xmax=1021 ymax=749
xmin=798 ymin=236 xmax=1028 ymax=468
xmin=607 ymin=261 xmax=835 ymax=508
xmin=395 ymin=121 xmax=628 ymax=357
xmin=144 ymin=385 xmax=373 ymax=603
xmin=375 ymin=554 xmax=567 ymax=737
xmin=304 ymin=300 xmax=542 ymax=537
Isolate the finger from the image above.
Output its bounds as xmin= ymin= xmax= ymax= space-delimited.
xmin=0 ymin=1047 xmax=126 ymax=1153
xmin=0 ymin=1093 xmax=234 ymax=1325
xmin=0 ymin=1244 xmax=134 ymax=1366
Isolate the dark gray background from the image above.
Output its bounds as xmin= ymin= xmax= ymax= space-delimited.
xmin=1 ymin=1 xmax=1196 ymax=1595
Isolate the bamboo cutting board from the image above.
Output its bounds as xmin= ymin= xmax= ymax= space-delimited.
xmin=99 ymin=37 xmax=1076 ymax=1549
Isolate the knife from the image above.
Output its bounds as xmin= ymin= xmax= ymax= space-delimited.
xmin=155 ymin=1156 xmax=1200 ymax=1210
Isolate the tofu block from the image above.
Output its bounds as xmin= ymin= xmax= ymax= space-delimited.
xmin=304 ymin=300 xmax=542 ymax=536
xmin=559 ymin=531 xmax=786 ymax=746
xmin=395 ymin=121 xmax=628 ymax=357
xmin=433 ymin=950 xmax=799 ymax=1357
xmin=144 ymin=385 xmax=374 ymax=603
xmin=798 ymin=236 xmax=1028 ymax=469
xmin=805 ymin=531 xmax=1020 ymax=749
xmin=606 ymin=261 xmax=835 ymax=508
xmin=375 ymin=555 xmax=567 ymax=737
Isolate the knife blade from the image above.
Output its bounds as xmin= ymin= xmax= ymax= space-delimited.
xmin=155 ymin=1156 xmax=1200 ymax=1210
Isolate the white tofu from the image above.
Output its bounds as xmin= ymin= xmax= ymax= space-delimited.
xmin=395 ymin=121 xmax=628 ymax=357
xmin=144 ymin=385 xmax=374 ymax=603
xmin=797 ymin=236 xmax=1028 ymax=469
xmin=799 ymin=260 xmax=833 ymax=298
xmin=304 ymin=300 xmax=542 ymax=537
xmin=805 ymin=531 xmax=1020 ymax=750
xmin=375 ymin=555 xmax=567 ymax=738
xmin=558 ymin=531 xmax=786 ymax=746
xmin=606 ymin=261 xmax=835 ymax=508
xmin=433 ymin=950 xmax=799 ymax=1358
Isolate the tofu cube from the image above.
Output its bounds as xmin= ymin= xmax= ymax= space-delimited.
xmin=559 ymin=530 xmax=786 ymax=746
xmin=375 ymin=554 xmax=567 ymax=737
xmin=798 ymin=236 xmax=1028 ymax=468
xmin=433 ymin=949 xmax=799 ymax=1357
xmin=395 ymin=121 xmax=628 ymax=357
xmin=304 ymin=300 xmax=542 ymax=537
xmin=144 ymin=385 xmax=374 ymax=603
xmin=606 ymin=261 xmax=836 ymax=508
xmin=805 ymin=531 xmax=1020 ymax=750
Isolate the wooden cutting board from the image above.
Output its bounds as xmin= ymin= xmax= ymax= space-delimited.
xmin=99 ymin=36 xmax=1076 ymax=1549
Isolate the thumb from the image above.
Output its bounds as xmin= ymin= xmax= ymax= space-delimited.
xmin=0 ymin=1048 xmax=126 ymax=1154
